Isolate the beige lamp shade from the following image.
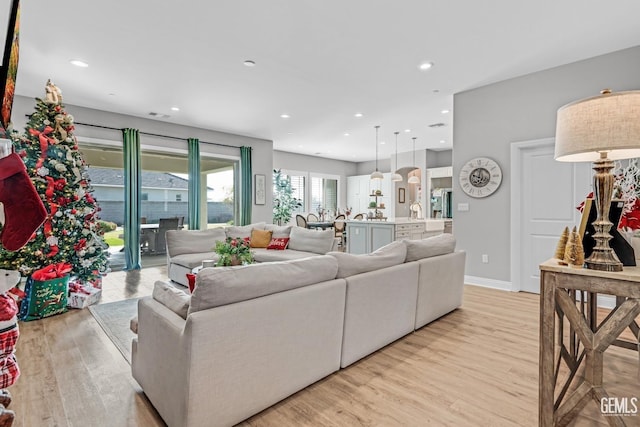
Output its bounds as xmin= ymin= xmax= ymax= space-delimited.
xmin=555 ymin=90 xmax=640 ymax=162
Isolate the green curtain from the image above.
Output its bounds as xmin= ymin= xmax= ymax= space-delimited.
xmin=187 ymin=138 xmax=201 ymax=230
xmin=240 ymin=146 xmax=252 ymax=225
xmin=122 ymin=128 xmax=141 ymax=270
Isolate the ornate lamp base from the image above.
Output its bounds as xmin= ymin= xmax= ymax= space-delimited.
xmin=585 ymin=153 xmax=623 ymax=272
xmin=585 ymin=250 xmax=623 ymax=271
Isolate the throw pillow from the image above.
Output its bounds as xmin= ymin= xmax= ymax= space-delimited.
xmin=288 ymin=226 xmax=335 ymax=254
xmin=267 ymin=237 xmax=290 ymax=250
xmin=250 ymin=229 xmax=273 ymax=248
xmin=404 ymin=233 xmax=456 ymax=262
xmin=152 ymin=281 xmax=191 ymax=319
xmin=226 ymin=222 xmax=266 ymax=239
xmin=186 ymin=273 xmax=196 ymax=293
xmin=264 ymin=224 xmax=293 ymax=238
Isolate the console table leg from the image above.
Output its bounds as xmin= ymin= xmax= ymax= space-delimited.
xmin=540 ymin=271 xmax=556 ymax=427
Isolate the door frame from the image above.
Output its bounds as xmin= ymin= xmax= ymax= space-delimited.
xmin=510 ymin=137 xmax=555 ymax=292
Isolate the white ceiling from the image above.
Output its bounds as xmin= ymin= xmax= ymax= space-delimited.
xmin=12 ymin=0 xmax=640 ymax=162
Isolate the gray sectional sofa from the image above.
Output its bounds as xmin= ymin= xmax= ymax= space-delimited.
xmin=165 ymin=223 xmax=338 ymax=286
xmin=132 ymin=234 xmax=465 ymax=427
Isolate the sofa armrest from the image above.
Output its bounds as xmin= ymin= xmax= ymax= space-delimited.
xmin=132 ymin=297 xmax=189 ymax=427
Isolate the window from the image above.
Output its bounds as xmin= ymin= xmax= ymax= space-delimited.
xmin=175 ymin=194 xmax=182 ymax=202
xmin=277 ymin=171 xmax=305 ymax=215
xmin=311 ymin=176 xmax=338 ymax=214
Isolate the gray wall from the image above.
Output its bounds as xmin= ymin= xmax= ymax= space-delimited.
xmin=427 ymin=149 xmax=452 ymax=168
xmin=12 ymin=95 xmax=274 ymax=223
xmin=355 ymin=158 xmax=391 ymax=175
xmin=453 ymin=45 xmax=640 ymax=284
xmin=273 ymin=150 xmax=358 ymax=210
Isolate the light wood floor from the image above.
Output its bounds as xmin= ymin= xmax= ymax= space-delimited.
xmin=8 ymin=269 xmax=639 ymax=427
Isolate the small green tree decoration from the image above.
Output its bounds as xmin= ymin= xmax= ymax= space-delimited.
xmin=273 ymin=169 xmax=302 ymax=225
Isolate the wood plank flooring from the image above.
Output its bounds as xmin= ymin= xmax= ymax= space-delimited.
xmin=8 ymin=269 xmax=640 ymax=426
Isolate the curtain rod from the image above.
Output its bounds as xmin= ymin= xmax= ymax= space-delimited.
xmin=75 ymin=121 xmax=240 ymax=150
xmin=24 ymin=114 xmax=240 ymax=150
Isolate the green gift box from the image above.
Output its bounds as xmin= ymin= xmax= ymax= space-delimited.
xmin=19 ymin=275 xmax=69 ymax=321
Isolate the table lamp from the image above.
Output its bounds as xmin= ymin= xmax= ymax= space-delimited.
xmin=555 ymin=89 xmax=640 ymax=271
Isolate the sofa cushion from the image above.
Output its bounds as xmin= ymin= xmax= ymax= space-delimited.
xmin=166 ymin=228 xmax=226 ymax=257
xmin=171 ymin=252 xmax=218 ymax=269
xmin=264 ymin=224 xmax=292 ymax=238
xmin=404 ymin=233 xmax=456 ymax=262
xmin=266 ymin=237 xmax=290 ymax=250
xmin=252 ymin=248 xmax=317 ymax=263
xmin=328 ymin=240 xmax=407 ymax=279
xmin=250 ymin=229 xmax=273 ymax=248
xmin=189 ymin=255 xmax=339 ymax=313
xmin=152 ymin=281 xmax=191 ymax=319
xmin=288 ymin=227 xmax=334 ymax=255
xmin=226 ymin=222 xmax=265 ymax=239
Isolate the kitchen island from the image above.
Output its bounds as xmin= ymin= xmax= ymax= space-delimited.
xmin=346 ymin=218 xmax=446 ymax=254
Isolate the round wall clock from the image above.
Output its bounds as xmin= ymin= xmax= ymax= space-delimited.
xmin=459 ymin=157 xmax=502 ymax=198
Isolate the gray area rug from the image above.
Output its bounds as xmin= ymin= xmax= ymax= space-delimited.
xmin=89 ymin=298 xmax=139 ymax=364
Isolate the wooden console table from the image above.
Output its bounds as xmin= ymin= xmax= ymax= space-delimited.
xmin=539 ymin=259 xmax=640 ymax=426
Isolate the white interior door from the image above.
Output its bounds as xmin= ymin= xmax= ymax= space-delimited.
xmin=512 ymin=139 xmax=591 ymax=293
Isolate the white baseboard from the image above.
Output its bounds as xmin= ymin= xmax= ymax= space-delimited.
xmin=465 ymin=276 xmax=618 ymax=308
xmin=464 ymin=275 xmax=513 ymax=292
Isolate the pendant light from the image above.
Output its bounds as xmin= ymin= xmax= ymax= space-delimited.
xmin=408 ymin=136 xmax=420 ymax=184
xmin=370 ymin=125 xmax=384 ymax=180
xmin=391 ymin=131 xmax=403 ymax=182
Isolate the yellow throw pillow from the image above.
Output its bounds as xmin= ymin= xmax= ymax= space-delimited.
xmin=250 ymin=229 xmax=273 ymax=248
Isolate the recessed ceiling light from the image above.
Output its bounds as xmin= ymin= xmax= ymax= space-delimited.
xmin=298 ymin=144 xmax=303 ymax=148
xmin=344 ymin=133 xmax=350 ymax=136
xmin=287 ymin=132 xmax=293 ymax=135
xmin=380 ymin=141 xmax=386 ymax=145
xmin=418 ymin=62 xmax=433 ymax=71
xmin=70 ymin=59 xmax=89 ymax=68
xmin=244 ymin=60 xmax=256 ymax=67
xmin=441 ymin=109 xmax=450 ymax=114
xmin=280 ymin=114 xmax=290 ymax=119
xmin=433 ymin=89 xmax=440 ymax=93
xmin=354 ymin=113 xmax=363 ymax=118
xmin=440 ymin=140 xmax=446 ymax=144
xmin=404 ymin=129 xmax=411 ymax=133
xmin=108 ymin=93 xmax=115 ymax=96
xmin=171 ymin=107 xmax=180 ymax=112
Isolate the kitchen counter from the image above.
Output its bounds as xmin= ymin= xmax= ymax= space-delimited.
xmin=345 ymin=218 xmax=446 ymax=254
xmin=346 ymin=218 xmax=445 ymax=230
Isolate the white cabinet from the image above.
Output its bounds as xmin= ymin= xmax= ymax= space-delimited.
xmin=395 ymin=222 xmax=424 ymax=240
xmin=346 ymin=173 xmax=394 ymax=218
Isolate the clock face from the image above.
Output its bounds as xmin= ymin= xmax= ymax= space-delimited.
xmin=459 ymin=157 xmax=502 ymax=198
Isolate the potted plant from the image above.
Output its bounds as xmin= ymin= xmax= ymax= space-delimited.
xmin=273 ymin=169 xmax=302 ymax=225
xmin=214 ymin=237 xmax=254 ymax=266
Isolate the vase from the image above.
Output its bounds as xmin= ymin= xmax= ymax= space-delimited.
xmin=230 ymin=255 xmax=242 ymax=266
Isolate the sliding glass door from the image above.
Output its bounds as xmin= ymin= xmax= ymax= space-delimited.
xmin=80 ymin=140 xmax=239 ymax=269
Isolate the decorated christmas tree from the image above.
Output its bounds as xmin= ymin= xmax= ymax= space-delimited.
xmin=563 ymin=226 xmax=585 ymax=268
xmin=0 ymin=81 xmax=109 ymax=285
xmin=554 ymin=226 xmax=570 ymax=260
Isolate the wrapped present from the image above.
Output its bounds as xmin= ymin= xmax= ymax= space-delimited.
xmin=67 ymin=281 xmax=101 ymax=309
xmin=18 ymin=262 xmax=71 ymax=321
